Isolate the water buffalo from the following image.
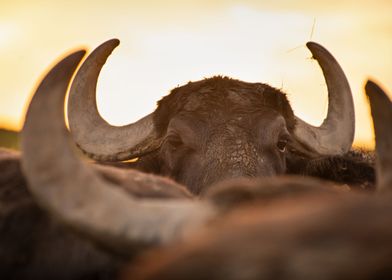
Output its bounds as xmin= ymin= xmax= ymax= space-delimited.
xmin=67 ymin=39 xmax=374 ymax=194
xmin=1 ymin=41 xmax=375 ymax=278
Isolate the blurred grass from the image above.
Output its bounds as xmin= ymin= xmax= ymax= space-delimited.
xmin=0 ymin=128 xmax=20 ymax=150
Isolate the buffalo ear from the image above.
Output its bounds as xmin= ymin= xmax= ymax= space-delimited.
xmin=365 ymin=80 xmax=392 ymax=192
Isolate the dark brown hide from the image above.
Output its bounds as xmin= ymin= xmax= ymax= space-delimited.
xmin=154 ymin=76 xmax=295 ymax=136
xmin=152 ymin=77 xmax=296 ymax=193
xmin=287 ymin=149 xmax=375 ymax=191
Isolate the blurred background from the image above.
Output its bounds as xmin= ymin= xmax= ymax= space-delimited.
xmin=1 ymin=0 xmax=391 ymax=150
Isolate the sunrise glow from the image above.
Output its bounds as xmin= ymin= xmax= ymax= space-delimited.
xmin=1 ymin=1 xmax=391 ymax=148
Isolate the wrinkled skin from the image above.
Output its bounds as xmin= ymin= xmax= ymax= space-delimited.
xmin=162 ymin=113 xmax=288 ymax=194
xmin=157 ymin=77 xmax=293 ymax=194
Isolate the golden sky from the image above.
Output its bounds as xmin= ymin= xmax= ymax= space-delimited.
xmin=1 ymin=0 xmax=391 ymax=148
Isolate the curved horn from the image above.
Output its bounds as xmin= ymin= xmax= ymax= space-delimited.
xmin=292 ymin=42 xmax=355 ymax=157
xmin=68 ymin=39 xmax=161 ymax=162
xmin=365 ymin=80 xmax=392 ymax=193
xmin=22 ymin=50 xmax=215 ymax=256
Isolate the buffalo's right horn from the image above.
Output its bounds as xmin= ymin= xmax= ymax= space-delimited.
xmin=365 ymin=80 xmax=392 ymax=193
xmin=291 ymin=42 xmax=355 ymax=157
xmin=68 ymin=39 xmax=161 ymax=161
xmin=21 ymin=50 xmax=215 ymax=256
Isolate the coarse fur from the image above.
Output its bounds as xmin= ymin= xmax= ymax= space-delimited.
xmin=287 ymin=149 xmax=375 ymax=191
xmin=153 ymin=76 xmax=296 ymax=136
xmin=156 ymin=76 xmax=295 ymax=193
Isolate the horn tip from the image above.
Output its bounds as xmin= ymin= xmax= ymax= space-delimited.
xmin=305 ymin=41 xmax=325 ymax=54
xmin=306 ymin=41 xmax=318 ymax=48
xmin=46 ymin=50 xmax=86 ymax=81
xmin=104 ymin=38 xmax=120 ymax=48
xmin=365 ymin=80 xmax=384 ymax=98
xmin=70 ymin=50 xmax=87 ymax=62
xmin=92 ymin=39 xmax=121 ymax=60
xmin=365 ymin=79 xmax=392 ymax=119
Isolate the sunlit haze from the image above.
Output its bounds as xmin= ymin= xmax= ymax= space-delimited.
xmin=1 ymin=0 xmax=391 ymax=148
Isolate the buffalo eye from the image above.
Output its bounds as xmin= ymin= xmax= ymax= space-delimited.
xmin=166 ymin=134 xmax=183 ymax=151
xmin=277 ymin=139 xmax=288 ymax=153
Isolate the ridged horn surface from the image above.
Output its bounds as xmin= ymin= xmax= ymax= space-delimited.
xmin=292 ymin=42 xmax=355 ymax=157
xmin=68 ymin=39 xmax=160 ymax=162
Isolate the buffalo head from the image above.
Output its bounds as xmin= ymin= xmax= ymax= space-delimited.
xmin=67 ymin=39 xmax=355 ymax=193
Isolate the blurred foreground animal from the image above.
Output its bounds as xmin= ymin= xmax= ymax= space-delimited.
xmin=0 ymin=41 xmax=378 ymax=278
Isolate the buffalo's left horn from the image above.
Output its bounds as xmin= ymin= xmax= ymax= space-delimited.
xmin=292 ymin=42 xmax=355 ymax=157
xmin=68 ymin=39 xmax=161 ymax=161
xmin=365 ymin=80 xmax=392 ymax=192
xmin=21 ymin=50 xmax=215 ymax=256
